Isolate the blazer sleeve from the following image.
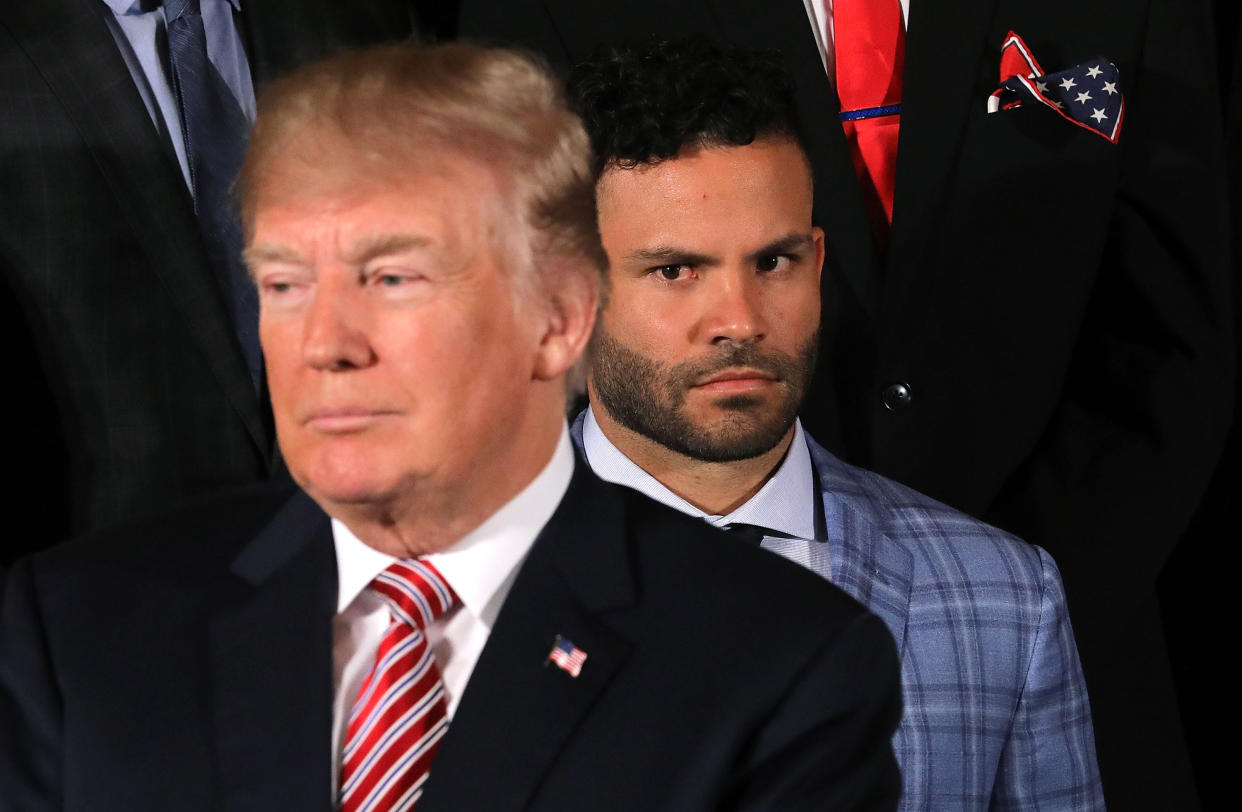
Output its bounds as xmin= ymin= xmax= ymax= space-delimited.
xmin=0 ymin=560 xmax=64 ymax=810
xmin=988 ymin=0 xmax=1234 ymax=636
xmin=992 ymin=548 xmax=1105 ymax=810
xmin=728 ymin=611 xmax=904 ymax=811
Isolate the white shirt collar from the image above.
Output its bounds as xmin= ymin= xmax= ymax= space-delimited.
xmin=581 ymin=407 xmax=817 ymax=541
xmin=333 ymin=423 xmax=575 ymax=624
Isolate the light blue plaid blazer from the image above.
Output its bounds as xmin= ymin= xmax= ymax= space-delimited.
xmin=802 ymin=436 xmax=1103 ymax=810
xmin=571 ymin=417 xmax=1103 ymax=810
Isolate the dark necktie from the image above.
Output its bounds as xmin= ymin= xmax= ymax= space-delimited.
xmin=163 ymin=0 xmax=262 ymax=390
xmin=723 ymin=523 xmax=798 ymax=546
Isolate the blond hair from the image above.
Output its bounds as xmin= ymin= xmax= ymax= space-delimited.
xmin=239 ymin=42 xmax=607 ymax=292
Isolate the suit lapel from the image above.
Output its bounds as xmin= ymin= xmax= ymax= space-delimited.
xmin=208 ymin=490 xmax=337 ymax=811
xmin=0 ymin=0 xmax=269 ymax=455
xmin=418 ymin=463 xmax=636 ymax=812
xmin=888 ymin=0 xmax=998 ymax=292
xmin=811 ymin=444 xmax=914 ymax=658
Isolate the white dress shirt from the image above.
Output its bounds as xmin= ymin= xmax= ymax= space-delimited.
xmin=98 ymin=0 xmax=256 ymax=193
xmin=802 ymin=0 xmax=912 ymax=82
xmin=329 ymin=425 xmax=575 ymax=791
xmin=581 ymin=407 xmax=828 ymax=575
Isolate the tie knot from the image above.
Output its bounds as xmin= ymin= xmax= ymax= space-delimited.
xmin=370 ymin=560 xmax=458 ymax=631
xmin=723 ymin=523 xmax=767 ymax=546
xmin=722 ymin=523 xmax=801 ymax=546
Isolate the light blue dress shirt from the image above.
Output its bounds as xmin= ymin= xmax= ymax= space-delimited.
xmin=581 ymin=406 xmax=830 ymax=576
xmin=98 ymin=0 xmax=256 ymax=195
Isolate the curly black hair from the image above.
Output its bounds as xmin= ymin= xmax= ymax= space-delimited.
xmin=566 ymin=35 xmax=807 ymax=177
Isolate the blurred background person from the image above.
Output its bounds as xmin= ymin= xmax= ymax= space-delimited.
xmin=0 ymin=0 xmax=432 ymax=566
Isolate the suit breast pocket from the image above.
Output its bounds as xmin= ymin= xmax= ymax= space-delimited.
xmin=956 ymin=102 xmax=1123 ymax=207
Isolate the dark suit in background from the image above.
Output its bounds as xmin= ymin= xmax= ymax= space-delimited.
xmin=1159 ymin=5 xmax=1240 ymax=806
xmin=0 ymin=467 xmax=902 ymax=811
xmin=458 ymin=1 xmax=1232 ymax=807
xmin=0 ymin=0 xmax=420 ymax=565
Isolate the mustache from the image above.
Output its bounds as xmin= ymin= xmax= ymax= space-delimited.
xmin=668 ymin=342 xmax=802 ymax=388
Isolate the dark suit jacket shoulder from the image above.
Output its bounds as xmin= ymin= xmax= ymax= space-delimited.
xmin=0 ymin=461 xmax=902 ymax=811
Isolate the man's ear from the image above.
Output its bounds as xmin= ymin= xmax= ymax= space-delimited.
xmin=533 ymin=263 xmax=600 ymax=382
xmin=812 ymin=225 xmax=826 ymax=283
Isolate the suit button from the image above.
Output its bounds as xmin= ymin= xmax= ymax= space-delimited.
xmin=881 ymin=382 xmax=913 ymax=410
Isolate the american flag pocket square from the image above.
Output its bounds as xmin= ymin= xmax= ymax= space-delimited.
xmin=987 ymin=31 xmax=1124 ymax=144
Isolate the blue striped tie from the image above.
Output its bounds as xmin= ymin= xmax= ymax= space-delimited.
xmin=164 ymin=0 xmax=262 ymax=391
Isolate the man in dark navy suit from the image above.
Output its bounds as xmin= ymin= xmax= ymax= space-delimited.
xmin=0 ymin=42 xmax=901 ymax=811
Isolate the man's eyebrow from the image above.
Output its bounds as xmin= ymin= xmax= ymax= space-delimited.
xmin=342 ymin=234 xmax=433 ymax=266
xmin=623 ymin=246 xmax=719 ymax=266
xmin=745 ymin=233 xmax=815 ymax=263
xmin=243 ymin=234 xmax=435 ymax=273
xmin=243 ymin=244 xmax=306 ymax=270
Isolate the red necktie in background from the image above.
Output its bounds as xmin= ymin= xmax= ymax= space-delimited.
xmin=834 ymin=0 xmax=906 ymax=231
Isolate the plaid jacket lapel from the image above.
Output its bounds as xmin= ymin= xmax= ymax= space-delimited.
xmin=810 ymin=439 xmax=914 ymax=658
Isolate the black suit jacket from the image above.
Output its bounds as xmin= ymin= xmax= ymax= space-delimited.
xmin=458 ymin=2 xmax=1231 ymax=805
xmin=0 ymin=0 xmax=418 ymax=564
xmin=0 ymin=462 xmax=902 ymax=811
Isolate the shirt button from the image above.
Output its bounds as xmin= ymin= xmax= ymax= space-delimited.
xmin=881 ymin=382 xmax=913 ymax=411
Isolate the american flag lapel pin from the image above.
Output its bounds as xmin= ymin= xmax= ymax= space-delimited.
xmin=546 ymin=634 xmax=587 ymax=678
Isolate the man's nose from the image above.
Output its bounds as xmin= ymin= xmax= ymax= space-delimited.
xmin=301 ymin=286 xmax=376 ymax=371
xmin=704 ymin=271 xmax=766 ymax=345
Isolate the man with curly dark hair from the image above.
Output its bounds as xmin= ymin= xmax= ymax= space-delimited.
xmin=463 ymin=3 xmax=1233 ymax=805
xmin=567 ymin=37 xmax=805 ymax=177
xmin=566 ymin=38 xmax=1104 ymax=811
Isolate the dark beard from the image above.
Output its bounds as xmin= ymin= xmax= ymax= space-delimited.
xmin=589 ymin=329 xmax=817 ymax=463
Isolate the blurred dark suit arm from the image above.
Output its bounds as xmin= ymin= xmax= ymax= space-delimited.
xmin=0 ymin=560 xmax=64 ymax=810
xmin=729 ymin=612 xmax=903 ymax=811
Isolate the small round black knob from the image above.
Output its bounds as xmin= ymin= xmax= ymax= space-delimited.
xmin=881 ymin=382 xmax=913 ymax=411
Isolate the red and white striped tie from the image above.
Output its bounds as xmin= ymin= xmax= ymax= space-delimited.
xmin=340 ymin=560 xmax=458 ymax=812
